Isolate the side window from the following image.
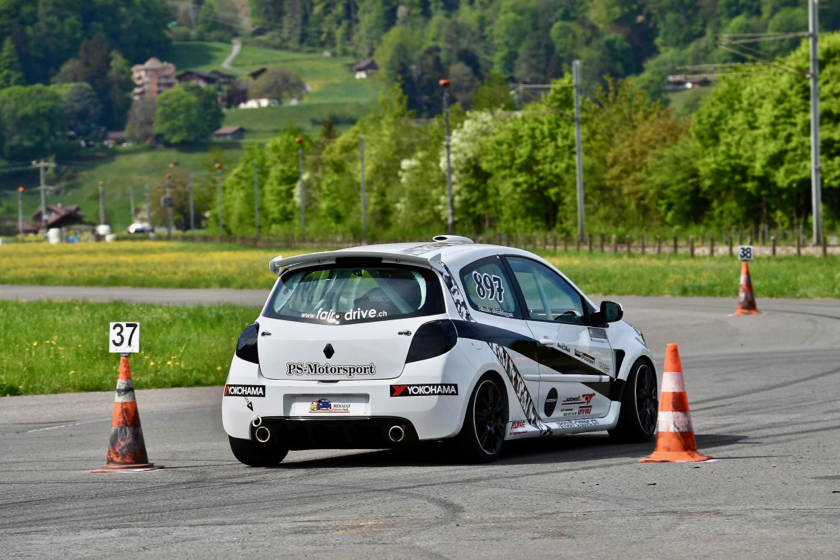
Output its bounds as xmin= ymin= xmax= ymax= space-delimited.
xmin=460 ymin=257 xmax=521 ymax=319
xmin=507 ymin=257 xmax=585 ymax=324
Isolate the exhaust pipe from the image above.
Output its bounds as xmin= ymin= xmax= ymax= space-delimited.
xmin=388 ymin=425 xmax=406 ymax=443
xmin=252 ymin=416 xmax=262 ymax=428
xmin=254 ymin=425 xmax=271 ymax=443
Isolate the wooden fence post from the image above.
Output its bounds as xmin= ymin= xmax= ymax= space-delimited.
xmin=553 ymin=233 xmax=557 ymax=252
xmin=656 ymin=236 xmax=661 ymax=255
xmin=710 ymin=235 xmax=715 ymax=257
xmin=641 ymin=236 xmax=645 ymax=255
xmin=771 ymin=236 xmax=777 ymax=257
xmin=626 ymin=235 xmax=632 ymax=255
xmin=588 ymin=234 xmax=593 ymax=253
xmin=689 ymin=236 xmax=694 ymax=257
xmin=613 ymin=235 xmax=618 ymax=254
xmin=600 ymin=234 xmax=605 ymax=253
xmin=823 ymin=235 xmax=828 ymax=257
xmin=564 ymin=233 xmax=568 ymax=252
xmin=672 ymin=236 xmax=678 ymax=254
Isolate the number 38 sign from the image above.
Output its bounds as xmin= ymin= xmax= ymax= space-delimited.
xmin=110 ymin=322 xmax=140 ymax=354
xmin=738 ymin=245 xmax=754 ymax=262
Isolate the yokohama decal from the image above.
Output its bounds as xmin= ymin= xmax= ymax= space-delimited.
xmin=224 ymin=384 xmax=265 ymax=397
xmin=433 ymin=261 xmax=552 ymax=436
xmin=390 ymin=384 xmax=458 ymax=396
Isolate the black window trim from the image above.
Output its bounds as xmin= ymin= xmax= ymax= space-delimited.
xmin=459 ymin=255 xmax=523 ymax=320
xmin=500 ymin=255 xmax=598 ymax=325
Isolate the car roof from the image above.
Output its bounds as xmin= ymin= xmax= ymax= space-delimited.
xmin=268 ymin=238 xmax=492 ymax=274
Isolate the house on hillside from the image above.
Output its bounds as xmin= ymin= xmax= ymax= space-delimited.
xmin=132 ymin=57 xmax=176 ymax=100
xmin=28 ymin=204 xmax=87 ymax=232
xmin=666 ymin=75 xmax=712 ymax=90
xmin=248 ymin=67 xmax=268 ymax=81
xmin=353 ymin=59 xmax=378 ymax=79
xmin=177 ymin=69 xmax=236 ymax=87
xmin=214 ymin=126 xmax=245 ymax=141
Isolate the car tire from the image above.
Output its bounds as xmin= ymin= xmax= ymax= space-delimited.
xmin=228 ymin=435 xmax=288 ymax=467
xmin=453 ymin=374 xmax=508 ymax=463
xmin=609 ymin=359 xmax=658 ymax=443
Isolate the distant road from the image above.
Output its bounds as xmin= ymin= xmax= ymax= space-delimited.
xmin=222 ymin=39 xmax=243 ymax=72
xmin=0 ymin=285 xmax=266 ymax=307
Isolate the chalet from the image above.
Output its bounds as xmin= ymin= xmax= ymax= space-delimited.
xmin=177 ymin=70 xmax=236 ymax=87
xmin=353 ymin=59 xmax=378 ymax=79
xmin=666 ymin=75 xmax=712 ymax=90
xmin=249 ymin=67 xmax=268 ymax=81
xmin=29 ymin=204 xmax=87 ymax=231
xmin=214 ymin=126 xmax=245 ymax=140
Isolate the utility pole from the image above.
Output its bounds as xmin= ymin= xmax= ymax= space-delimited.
xmin=809 ymin=0 xmax=822 ymax=246
xmin=573 ymin=60 xmax=585 ymax=243
xmin=252 ymin=161 xmax=259 ymax=238
xmin=296 ymin=137 xmax=305 ymax=239
xmin=17 ymin=187 xmax=24 ymax=239
xmin=98 ymin=181 xmax=106 ymax=225
xmin=215 ymin=163 xmax=223 ymax=239
xmin=145 ymin=184 xmax=151 ymax=225
xmin=165 ymin=173 xmax=173 ymax=239
xmin=31 ymin=159 xmax=51 ymax=230
xmin=360 ymin=135 xmax=367 ymax=244
xmin=441 ymin=79 xmax=454 ymax=235
xmin=188 ymin=173 xmax=194 ymax=232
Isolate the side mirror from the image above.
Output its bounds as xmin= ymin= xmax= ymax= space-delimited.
xmin=598 ymin=301 xmax=623 ymax=324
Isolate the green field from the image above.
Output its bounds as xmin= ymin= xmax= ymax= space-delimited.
xmin=1 ymin=240 xmax=838 ymax=298
xmin=0 ymin=300 xmax=259 ymax=396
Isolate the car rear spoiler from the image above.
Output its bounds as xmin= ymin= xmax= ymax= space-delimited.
xmin=269 ymin=251 xmax=442 ymax=275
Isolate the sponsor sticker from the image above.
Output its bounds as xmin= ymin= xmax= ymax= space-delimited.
xmin=597 ymin=361 xmax=611 ymax=374
xmin=509 ymin=420 xmax=527 ymax=436
xmin=286 ymin=362 xmax=376 ymax=377
xmin=556 ymin=419 xmax=599 ymax=429
xmin=390 ymin=384 xmax=458 ymax=397
xmin=574 ymin=349 xmax=596 ymax=364
xmin=224 ymin=384 xmax=265 ymax=397
xmin=588 ymin=327 xmax=608 ymax=340
xmin=478 ymin=305 xmax=514 ymax=319
xmin=308 ymin=398 xmax=352 ymax=413
xmin=544 ymin=388 xmax=558 ymax=416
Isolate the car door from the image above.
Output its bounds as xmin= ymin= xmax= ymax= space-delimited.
xmin=456 ymin=256 xmax=540 ymax=400
xmin=504 ymin=256 xmax=613 ymax=421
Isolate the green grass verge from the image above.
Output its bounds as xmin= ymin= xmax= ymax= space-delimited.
xmin=1 ymin=240 xmax=839 ymax=298
xmin=0 ymin=300 xmax=259 ymax=396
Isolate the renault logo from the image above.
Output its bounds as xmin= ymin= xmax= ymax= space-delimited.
xmin=323 ymin=344 xmax=335 ymax=359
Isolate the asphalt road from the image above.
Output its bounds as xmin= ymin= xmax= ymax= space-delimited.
xmin=1 ymin=290 xmax=839 ymax=558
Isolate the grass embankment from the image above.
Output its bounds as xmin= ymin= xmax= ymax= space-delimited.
xmin=0 ymin=300 xmax=259 ymax=396
xmin=1 ymin=240 xmax=839 ymax=298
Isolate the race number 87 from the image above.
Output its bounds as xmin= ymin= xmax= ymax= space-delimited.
xmin=109 ymin=322 xmax=140 ymax=354
xmin=738 ymin=245 xmax=754 ymax=262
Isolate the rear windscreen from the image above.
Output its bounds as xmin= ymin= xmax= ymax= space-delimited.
xmin=264 ymin=265 xmax=445 ymax=325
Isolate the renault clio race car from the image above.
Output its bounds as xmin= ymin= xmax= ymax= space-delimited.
xmin=223 ymin=236 xmax=658 ymax=466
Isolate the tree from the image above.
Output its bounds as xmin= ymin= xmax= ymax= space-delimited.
xmin=248 ymin=67 xmax=306 ymax=101
xmin=473 ymin=72 xmax=515 ymax=112
xmin=154 ymin=84 xmax=223 ymax=145
xmin=125 ymin=98 xmax=157 ymax=143
xmin=0 ymin=85 xmax=67 ymax=160
xmin=60 ymin=83 xmax=104 ymax=143
xmin=0 ymin=37 xmax=25 ymax=88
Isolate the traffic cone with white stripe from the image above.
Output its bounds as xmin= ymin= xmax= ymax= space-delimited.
xmin=640 ymin=344 xmax=712 ymax=463
xmin=91 ymin=356 xmax=161 ymax=473
xmin=732 ymin=261 xmax=760 ymax=316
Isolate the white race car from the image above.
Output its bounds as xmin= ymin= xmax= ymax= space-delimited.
xmin=223 ymin=236 xmax=658 ymax=465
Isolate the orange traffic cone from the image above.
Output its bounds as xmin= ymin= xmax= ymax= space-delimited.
xmin=91 ymin=356 xmax=162 ymax=473
xmin=732 ymin=260 xmax=760 ymax=316
xmin=640 ymin=344 xmax=712 ymax=463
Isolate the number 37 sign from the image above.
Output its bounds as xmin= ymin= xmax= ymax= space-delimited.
xmin=110 ymin=322 xmax=140 ymax=354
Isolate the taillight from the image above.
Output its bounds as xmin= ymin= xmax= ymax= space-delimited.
xmin=406 ymin=320 xmax=458 ymax=363
xmin=235 ymin=323 xmax=260 ymax=364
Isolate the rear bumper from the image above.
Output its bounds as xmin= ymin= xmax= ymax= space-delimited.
xmin=248 ymin=416 xmax=420 ymax=449
xmin=222 ymin=347 xmax=476 ymax=445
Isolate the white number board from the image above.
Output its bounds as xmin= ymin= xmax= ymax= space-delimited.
xmin=738 ymin=245 xmax=754 ymax=261
xmin=110 ymin=322 xmax=140 ymax=354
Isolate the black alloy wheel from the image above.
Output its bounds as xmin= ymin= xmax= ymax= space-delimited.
xmin=609 ymin=360 xmax=658 ymax=443
xmin=634 ymin=363 xmax=658 ymax=436
xmin=454 ymin=374 xmax=508 ymax=462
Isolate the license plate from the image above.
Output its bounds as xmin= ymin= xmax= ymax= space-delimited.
xmin=290 ymin=395 xmax=368 ymax=416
